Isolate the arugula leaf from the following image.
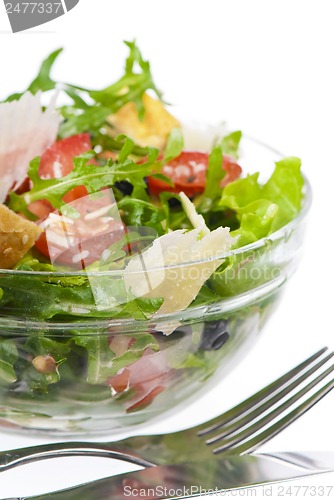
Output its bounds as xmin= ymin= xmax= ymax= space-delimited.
xmin=0 ymin=340 xmax=18 ymax=384
xmin=158 ymin=191 xmax=192 ymax=232
xmin=28 ymin=48 xmax=63 ymax=94
xmin=58 ymin=40 xmax=162 ymax=137
xmin=59 ymin=106 xmax=111 ymax=138
xmin=4 ymin=41 xmax=163 ymax=139
xmin=89 ymin=40 xmax=162 ymax=119
xmin=0 ymin=268 xmax=163 ymax=320
xmin=74 ymin=336 xmax=114 ymax=384
xmin=17 ymin=336 xmax=70 ymax=392
xmin=5 ymin=48 xmax=63 ymax=102
xmin=24 ymin=336 xmax=71 ymax=361
xmin=21 ymin=365 xmax=59 ymax=393
xmin=9 ymin=146 xmax=159 ymax=216
xmin=0 ymin=272 xmax=94 ymax=319
xmin=92 ymin=133 xmax=149 ymax=157
xmin=190 ymin=284 xmax=220 ymax=307
xmin=118 ymin=197 xmax=166 ymax=236
xmin=14 ymin=254 xmax=58 ymax=272
xmin=115 ymin=297 xmax=164 ymax=321
xmin=170 ymin=349 xmax=225 ymax=381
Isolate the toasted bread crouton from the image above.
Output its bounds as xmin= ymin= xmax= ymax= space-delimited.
xmin=0 ymin=204 xmax=42 ymax=269
xmin=108 ymin=94 xmax=181 ymax=149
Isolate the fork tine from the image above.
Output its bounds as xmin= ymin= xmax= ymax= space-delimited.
xmin=198 ymin=347 xmax=328 ymax=436
xmin=209 ymin=359 xmax=334 ymax=451
xmin=213 ymin=374 xmax=334 ymax=455
xmin=206 ymin=353 xmax=334 ymax=444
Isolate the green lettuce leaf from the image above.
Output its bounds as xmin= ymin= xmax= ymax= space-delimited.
xmin=197 ymin=131 xmax=242 ymax=214
xmin=261 ymin=156 xmax=304 ymax=231
xmin=220 ymin=157 xmax=304 ymax=246
xmin=163 ymin=128 xmax=184 ymax=162
xmin=232 ymin=200 xmax=279 ymax=247
xmin=221 ymin=130 xmax=242 ymax=158
xmin=220 ymin=173 xmax=261 ymax=210
xmin=0 ymin=340 xmax=18 ymax=384
xmin=202 ymin=144 xmax=224 ymax=203
xmin=209 ymin=156 xmax=304 ymax=297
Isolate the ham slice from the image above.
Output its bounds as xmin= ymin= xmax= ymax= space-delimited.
xmin=0 ymin=92 xmax=61 ymax=203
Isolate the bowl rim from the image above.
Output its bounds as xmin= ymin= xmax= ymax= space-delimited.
xmin=0 ymin=136 xmax=312 ymax=278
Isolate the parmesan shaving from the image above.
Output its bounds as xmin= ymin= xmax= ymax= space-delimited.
xmin=124 ymin=226 xmax=236 ymax=318
xmin=179 ymin=191 xmax=210 ymax=235
xmin=0 ymin=92 xmax=61 ymax=203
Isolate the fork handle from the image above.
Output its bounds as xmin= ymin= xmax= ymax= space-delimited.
xmin=0 ymin=442 xmax=156 ymax=472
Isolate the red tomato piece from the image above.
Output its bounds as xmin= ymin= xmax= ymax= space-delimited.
xmin=39 ymin=132 xmax=95 ymax=204
xmin=147 ymin=151 xmax=242 ymax=197
xmin=221 ymin=158 xmax=243 ymax=187
xmin=14 ymin=177 xmax=31 ymax=195
xmin=109 ymin=369 xmax=131 ymax=393
xmin=28 ymin=200 xmax=54 ymax=221
xmin=126 ymin=385 xmax=165 ymax=413
xmin=38 ymin=133 xmax=93 ymax=179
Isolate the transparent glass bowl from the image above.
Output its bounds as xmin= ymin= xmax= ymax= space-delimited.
xmin=0 ymin=137 xmax=311 ymax=435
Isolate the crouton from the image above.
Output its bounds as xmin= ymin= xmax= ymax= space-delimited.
xmin=108 ymin=93 xmax=181 ymax=150
xmin=0 ymin=204 xmax=42 ymax=269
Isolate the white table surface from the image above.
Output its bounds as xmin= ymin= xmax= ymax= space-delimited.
xmin=0 ymin=0 xmax=334 ymax=497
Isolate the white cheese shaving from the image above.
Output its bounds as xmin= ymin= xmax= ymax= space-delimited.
xmin=0 ymin=92 xmax=61 ymax=203
xmin=179 ymin=191 xmax=210 ymax=235
xmin=124 ymin=226 xmax=236 ymax=319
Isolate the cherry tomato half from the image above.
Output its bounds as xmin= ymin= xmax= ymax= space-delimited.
xmin=38 ymin=133 xmax=93 ymax=179
xmin=147 ymin=151 xmax=242 ymax=197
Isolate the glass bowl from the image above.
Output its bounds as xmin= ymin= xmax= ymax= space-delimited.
xmin=0 ymin=137 xmax=311 ymax=435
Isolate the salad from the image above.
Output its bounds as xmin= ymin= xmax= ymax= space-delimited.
xmin=0 ymin=42 xmax=306 ymax=432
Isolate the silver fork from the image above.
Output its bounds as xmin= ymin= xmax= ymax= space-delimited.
xmin=0 ymin=347 xmax=334 ymax=472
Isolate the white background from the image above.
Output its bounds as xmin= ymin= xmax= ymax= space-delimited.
xmin=0 ymin=0 xmax=334 ymax=498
